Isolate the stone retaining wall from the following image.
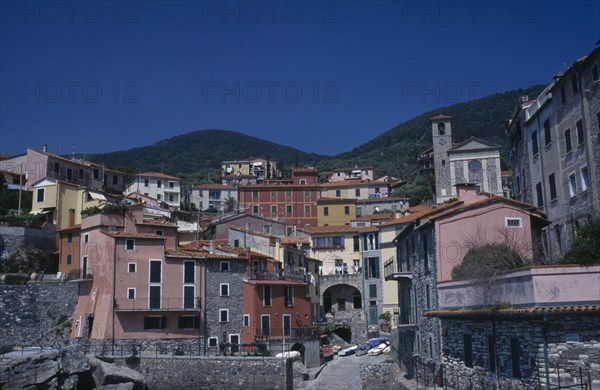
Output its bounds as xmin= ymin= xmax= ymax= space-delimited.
xmin=360 ymin=361 xmax=400 ymax=390
xmin=0 ymin=281 xmax=78 ymax=350
xmin=113 ymin=356 xmax=293 ymax=390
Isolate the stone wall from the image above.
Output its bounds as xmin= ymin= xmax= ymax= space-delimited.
xmin=360 ymin=361 xmax=400 ymax=390
xmin=0 ymin=225 xmax=55 ymax=270
xmin=0 ymin=280 xmax=78 ymax=350
xmin=440 ymin=313 xmax=600 ymax=389
xmin=113 ymin=356 xmax=293 ymax=390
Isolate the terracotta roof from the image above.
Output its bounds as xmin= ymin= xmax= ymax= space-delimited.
xmin=426 ymin=305 xmax=600 ymax=318
xmin=430 ymin=115 xmax=453 ymax=120
xmin=179 ymin=239 xmax=229 ymax=250
xmin=408 ymin=204 xmax=434 ymax=213
xmin=136 ymin=172 xmax=181 ymax=180
xmin=332 ymin=166 xmax=374 ymax=172
xmin=380 ymin=210 xmax=432 ymax=226
xmin=306 ymin=225 xmax=378 ymax=234
xmin=239 ymin=184 xmax=321 ymax=189
xmin=165 ymin=248 xmax=200 ymax=258
xmin=427 ymin=195 xmax=546 ymax=222
xmin=280 ymin=236 xmax=310 ymax=245
xmin=101 ymin=231 xmax=165 ymax=240
xmin=57 ymin=224 xmax=81 ymax=232
xmin=192 ymin=184 xmax=235 ymax=190
xmin=317 ymin=198 xmax=357 ymax=204
xmin=356 ymin=197 xmax=407 ymax=204
xmin=320 ymin=180 xmax=386 ymax=188
xmin=244 ymin=279 xmax=307 ymax=286
xmin=0 ymin=154 xmax=11 ymax=159
xmin=501 ymin=170 xmax=512 ymax=176
xmin=356 ymin=213 xmax=394 ymax=221
xmin=136 ymin=220 xmax=178 ymax=227
xmin=28 ymin=148 xmax=103 ymax=168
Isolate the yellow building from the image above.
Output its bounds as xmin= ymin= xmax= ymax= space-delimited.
xmin=316 ymin=198 xmax=357 ymax=226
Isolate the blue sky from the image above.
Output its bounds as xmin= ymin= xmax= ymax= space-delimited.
xmin=1 ymin=1 xmax=598 ymax=157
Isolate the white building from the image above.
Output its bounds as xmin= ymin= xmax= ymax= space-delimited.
xmin=125 ymin=172 xmax=181 ymax=209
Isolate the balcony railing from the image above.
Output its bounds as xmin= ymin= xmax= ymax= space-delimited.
xmin=254 ymin=327 xmax=320 ymax=340
xmin=384 ymin=256 xmax=412 ymax=281
xmin=67 ymin=269 xmax=94 ymax=281
xmin=114 ymin=297 xmax=201 ymax=311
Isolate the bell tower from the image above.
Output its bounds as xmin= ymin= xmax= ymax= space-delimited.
xmin=431 ymin=115 xmax=453 ymax=203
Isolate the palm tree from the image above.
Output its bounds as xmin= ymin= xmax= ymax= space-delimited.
xmin=224 ymin=197 xmax=236 ymax=213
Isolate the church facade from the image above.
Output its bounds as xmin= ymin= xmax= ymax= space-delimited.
xmin=430 ymin=115 xmax=503 ymax=203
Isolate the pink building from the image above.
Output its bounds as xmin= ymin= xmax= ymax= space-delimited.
xmin=72 ymin=203 xmax=203 ymax=342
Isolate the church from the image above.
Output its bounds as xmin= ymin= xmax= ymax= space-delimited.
xmin=429 ymin=115 xmax=503 ymax=203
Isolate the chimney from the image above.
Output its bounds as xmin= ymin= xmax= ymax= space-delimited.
xmin=43 ymin=144 xmax=48 ymax=152
xmin=455 ymin=183 xmax=485 ymax=204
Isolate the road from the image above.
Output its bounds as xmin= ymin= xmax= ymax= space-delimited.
xmin=304 ymin=352 xmax=388 ymax=390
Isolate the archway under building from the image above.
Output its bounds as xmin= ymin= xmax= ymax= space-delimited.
xmin=322 ymin=284 xmax=362 ymax=315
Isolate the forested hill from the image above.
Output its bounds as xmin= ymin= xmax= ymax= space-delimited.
xmin=88 ymin=84 xmax=545 ymax=182
xmin=88 ymin=129 xmax=326 ymax=180
xmin=323 ymin=84 xmax=545 ymax=180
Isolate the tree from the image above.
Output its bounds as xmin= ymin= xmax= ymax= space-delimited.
xmin=561 ymin=216 xmax=600 ymax=266
xmin=451 ymin=243 xmax=525 ymax=280
xmin=392 ymin=175 xmax=434 ymax=206
xmin=224 ymin=197 xmax=236 ymax=213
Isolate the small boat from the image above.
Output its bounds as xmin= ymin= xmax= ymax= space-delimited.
xmin=338 ymin=345 xmax=358 ymax=356
xmin=367 ymin=341 xmax=389 ymax=356
xmin=355 ymin=344 xmax=371 ymax=356
xmin=275 ymin=350 xmax=301 ymax=359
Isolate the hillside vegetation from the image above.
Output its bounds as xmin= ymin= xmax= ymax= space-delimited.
xmin=88 ymin=85 xmax=545 ymax=184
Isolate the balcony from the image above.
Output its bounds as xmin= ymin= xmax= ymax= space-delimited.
xmin=383 ymin=256 xmax=412 ymax=282
xmin=67 ymin=269 xmax=94 ymax=282
xmin=114 ymin=297 xmax=201 ymax=312
xmin=248 ymin=269 xmax=281 ymax=280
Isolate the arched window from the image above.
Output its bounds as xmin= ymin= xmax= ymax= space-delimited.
xmin=438 ymin=123 xmax=445 ymax=135
xmin=468 ymin=160 xmax=482 ymax=183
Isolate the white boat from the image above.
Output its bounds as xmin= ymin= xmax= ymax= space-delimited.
xmin=367 ymin=341 xmax=389 ymax=356
xmin=382 ymin=345 xmax=391 ymax=354
xmin=338 ymin=345 xmax=358 ymax=356
xmin=275 ymin=350 xmax=301 ymax=359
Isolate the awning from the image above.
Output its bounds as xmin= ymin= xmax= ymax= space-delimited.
xmin=88 ymin=192 xmax=106 ymax=201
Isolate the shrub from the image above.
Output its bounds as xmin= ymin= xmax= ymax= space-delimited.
xmin=451 ymin=243 xmax=525 ymax=280
xmin=125 ymin=355 xmax=140 ymax=368
xmin=561 ymin=216 xmax=600 ymax=266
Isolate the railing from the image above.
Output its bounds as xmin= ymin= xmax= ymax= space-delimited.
xmin=254 ymin=327 xmax=320 ymax=340
xmin=114 ymin=297 xmax=201 ymax=311
xmin=248 ymin=270 xmax=280 ymax=280
xmin=66 ymin=269 xmax=93 ymax=281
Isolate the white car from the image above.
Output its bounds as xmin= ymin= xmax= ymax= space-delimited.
xmin=337 ymin=345 xmax=358 ymax=356
xmin=367 ymin=341 xmax=389 ymax=356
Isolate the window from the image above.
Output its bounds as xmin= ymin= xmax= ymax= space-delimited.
xmin=581 ymin=167 xmax=590 ymax=192
xmin=53 ymin=162 xmax=59 ymax=173
xmin=252 ymin=190 xmax=259 ymax=198
xmin=286 ymin=204 xmax=292 ymax=215
xmin=505 ymin=218 xmax=523 ymax=228
xmin=150 ymin=260 xmax=161 ymax=283
xmin=511 ymin=338 xmax=522 ymax=378
xmin=144 ymin=179 xmax=149 ymax=187
xmin=126 ymin=239 xmax=135 ymax=251
xmin=112 ymin=175 xmax=118 ymax=185
xmin=560 ymin=85 xmax=566 ymax=104
xmin=67 ymin=233 xmax=72 ymax=243
xmin=536 ymin=182 xmax=544 ymax=207
xmin=220 ymin=261 xmax=230 ymax=271
xmin=543 ymin=119 xmax=551 ymax=145
xmin=576 ymin=120 xmax=585 ymax=144
xmin=84 ymin=233 xmax=89 ymax=244
xmin=82 ymin=256 xmax=88 ymax=276
xmin=157 ymin=194 xmax=162 ymax=201
xmin=422 ymin=233 xmax=429 ymax=271
xmin=564 ymin=129 xmax=572 ymax=152
xmin=233 ymin=239 xmax=240 ymax=248
xmin=93 ymin=169 xmax=99 ymax=179
xmin=323 ymin=207 xmax=329 ymax=216
xmin=464 ymin=334 xmax=473 ymax=368
xmin=313 ymin=236 xmax=344 ymax=249
xmin=353 ymin=236 xmax=360 ymax=252
xmin=548 ymin=173 xmax=557 ymax=201
xmin=220 ymin=283 xmax=229 ymax=296
xmin=369 ymin=284 xmax=377 ymax=298
xmin=128 ymin=262 xmax=136 ymax=273
xmin=286 ymin=226 xmax=294 ymax=236
xmin=364 ymin=257 xmax=380 ymax=279
xmin=355 ymin=188 xmax=360 ymax=197
xmin=262 ymin=285 xmax=273 ymax=307
xmin=261 ymin=315 xmax=270 ymax=336
xmin=284 ymin=286 xmax=294 ymax=307
xmin=144 ymin=316 xmax=166 ymax=330
xmin=300 ymin=179 xmax=307 ymax=185
xmin=208 ymin=337 xmax=218 ymax=347
xmin=283 ymin=314 xmax=291 ymax=337
xmin=426 ymin=285 xmax=431 ymax=309
xmin=149 ymin=286 xmax=161 ymax=309
xmin=219 ymin=309 xmax=229 ymax=322
xmin=157 ymin=180 xmax=162 ymax=188
xmin=356 ymin=206 xmax=362 ymax=217
xmin=183 ymin=286 xmax=195 ymax=309
xmin=36 ymin=188 xmax=44 ymax=202
xmin=66 ymin=254 xmax=72 ymax=265
xmin=243 ymin=314 xmax=250 ymax=327
xmin=571 ymin=74 xmax=579 ymax=94
xmin=183 ymin=261 xmax=194 ymax=283
xmin=66 ymin=168 xmax=72 ymax=181
xmin=531 ymin=131 xmax=539 ymax=155
xmin=569 ymin=174 xmax=577 ymax=197
xmin=178 ymin=316 xmax=199 ymax=329
xmin=169 ymin=181 xmax=174 ymax=188
xmin=271 ymin=205 xmax=277 ymax=213
xmin=155 ymin=229 xmax=163 ymax=236
xmin=271 ymin=190 xmax=277 ymax=199
xmin=593 ymin=64 xmax=599 ymax=81
xmin=304 ymin=190 xmax=310 ymax=198
xmin=344 ymin=206 xmax=350 ymax=216
xmin=128 ymin=288 xmax=135 ymax=300
xmin=252 ymin=205 xmax=259 ymax=214
xmin=304 ymin=204 xmax=311 ymax=216
xmin=335 ymin=189 xmax=341 ymax=197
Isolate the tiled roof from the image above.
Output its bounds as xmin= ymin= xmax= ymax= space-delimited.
xmin=137 ymin=172 xmax=181 ymax=180
xmin=427 ymin=195 xmax=546 ymax=222
xmin=447 ymin=136 xmax=500 ymax=152
xmin=192 ymin=184 xmax=235 ymax=190
xmin=280 ymin=236 xmax=310 ymax=245
xmin=136 ymin=220 xmax=178 ymax=227
xmin=165 ymin=248 xmax=200 ymax=258
xmin=317 ymin=198 xmax=357 ymax=204
xmin=29 ymin=148 xmax=103 ymax=168
xmin=356 ymin=213 xmax=394 ymax=221
xmin=101 ymin=231 xmax=165 ymax=240
xmin=320 ymin=180 xmax=386 ymax=188
xmin=356 ymin=197 xmax=407 ymax=204
xmin=332 ymin=166 xmax=373 ymax=172
xmin=426 ymin=305 xmax=600 ymax=318
xmin=407 ymin=204 xmax=433 ymax=213
xmin=244 ymin=279 xmax=307 ymax=286
xmin=380 ymin=210 xmax=432 ymax=226
xmin=430 ymin=114 xmax=453 ymax=120
xmin=306 ymin=225 xmax=378 ymax=234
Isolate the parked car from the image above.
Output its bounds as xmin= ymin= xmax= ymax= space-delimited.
xmin=367 ymin=341 xmax=389 ymax=356
xmin=338 ymin=345 xmax=358 ymax=356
